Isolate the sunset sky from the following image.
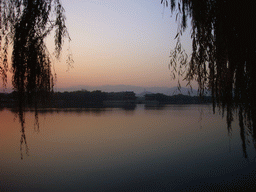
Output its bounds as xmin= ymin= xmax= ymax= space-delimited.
xmin=2 ymin=0 xmax=193 ymax=92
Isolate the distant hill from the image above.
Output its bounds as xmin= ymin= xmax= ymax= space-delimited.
xmin=54 ymin=84 xmax=208 ymax=96
xmin=136 ymin=91 xmax=154 ymax=97
xmin=1 ymin=84 xmax=210 ymax=96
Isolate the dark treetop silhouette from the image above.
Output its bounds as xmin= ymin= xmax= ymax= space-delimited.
xmin=162 ymin=0 xmax=256 ymax=157
xmin=0 ymin=1 xmax=255 ymax=158
xmin=0 ymin=0 xmax=70 ymax=159
xmin=0 ymin=0 xmax=70 ymax=107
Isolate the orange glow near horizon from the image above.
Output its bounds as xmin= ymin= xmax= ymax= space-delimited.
xmin=0 ymin=0 xmax=195 ymax=92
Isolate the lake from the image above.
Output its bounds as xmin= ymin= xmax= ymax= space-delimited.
xmin=0 ymin=104 xmax=255 ymax=191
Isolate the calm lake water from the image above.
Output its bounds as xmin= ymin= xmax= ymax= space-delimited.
xmin=1 ymin=104 xmax=256 ymax=191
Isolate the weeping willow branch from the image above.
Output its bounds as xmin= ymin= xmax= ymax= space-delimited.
xmin=0 ymin=0 xmax=72 ymax=107
xmin=162 ymin=0 xmax=256 ymax=157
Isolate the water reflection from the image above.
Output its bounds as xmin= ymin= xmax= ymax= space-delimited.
xmin=20 ymin=113 xmax=28 ymax=160
xmin=9 ymin=106 xmax=138 ymax=160
xmin=7 ymin=101 xmax=256 ymax=161
xmin=121 ymin=103 xmax=137 ymax=111
xmin=1 ymin=105 xmax=255 ymax=191
xmin=144 ymin=103 xmax=166 ymax=110
xmin=222 ymin=103 xmax=256 ymax=158
xmin=13 ymin=110 xmax=33 ymax=160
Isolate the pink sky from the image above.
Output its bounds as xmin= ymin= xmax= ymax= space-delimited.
xmin=1 ymin=0 xmax=194 ymax=92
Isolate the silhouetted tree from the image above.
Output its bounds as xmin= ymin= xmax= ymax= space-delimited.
xmin=0 ymin=1 xmax=70 ymax=157
xmin=162 ymin=0 xmax=256 ymax=157
xmin=0 ymin=0 xmax=71 ymax=107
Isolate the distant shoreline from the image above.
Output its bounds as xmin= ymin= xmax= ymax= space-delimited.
xmin=1 ymin=90 xmax=211 ymax=109
xmin=1 ymin=85 xmax=203 ymax=96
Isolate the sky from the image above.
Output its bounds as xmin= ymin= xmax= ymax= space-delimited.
xmin=2 ymin=0 xmax=193 ymax=92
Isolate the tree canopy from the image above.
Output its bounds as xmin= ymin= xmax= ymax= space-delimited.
xmin=162 ymin=0 xmax=256 ymax=156
xmin=0 ymin=0 xmax=69 ymax=106
xmin=0 ymin=0 xmax=70 ymax=159
xmin=0 ymin=0 xmax=255 ymax=157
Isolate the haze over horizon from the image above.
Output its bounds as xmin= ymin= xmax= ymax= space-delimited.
xmin=57 ymin=84 xmax=199 ymax=95
xmin=1 ymin=84 xmax=200 ymax=96
xmin=1 ymin=0 xmax=193 ymax=92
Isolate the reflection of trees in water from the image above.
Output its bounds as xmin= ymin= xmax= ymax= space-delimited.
xmin=34 ymin=109 xmax=40 ymax=133
xmin=12 ymin=107 xmax=41 ymax=159
xmin=16 ymin=108 xmax=29 ymax=160
xmin=144 ymin=104 xmax=166 ymax=110
xmin=9 ymin=102 xmax=255 ymax=159
xmin=2 ymin=0 xmax=255 ymax=159
xmin=12 ymin=105 xmax=134 ymax=159
xmin=238 ymin=105 xmax=255 ymax=158
xmin=206 ymin=102 xmax=255 ymax=158
xmin=32 ymin=107 xmax=108 ymax=115
xmin=220 ymin=102 xmax=255 ymax=158
xmin=13 ymin=106 xmax=110 ymax=159
xmin=162 ymin=0 xmax=256 ymax=158
xmin=122 ymin=103 xmax=137 ymax=111
xmin=1 ymin=0 xmax=68 ymax=160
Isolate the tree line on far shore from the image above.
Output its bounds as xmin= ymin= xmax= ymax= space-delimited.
xmin=0 ymin=90 xmax=211 ymax=108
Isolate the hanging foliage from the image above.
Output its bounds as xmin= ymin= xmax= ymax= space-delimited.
xmin=162 ymin=0 xmax=256 ymax=157
xmin=0 ymin=0 xmax=69 ymax=106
